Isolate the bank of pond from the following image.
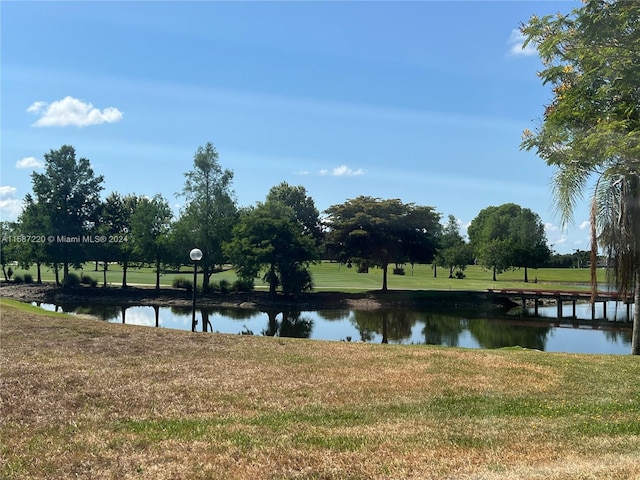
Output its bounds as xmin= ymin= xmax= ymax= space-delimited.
xmin=32 ymin=300 xmax=634 ymax=355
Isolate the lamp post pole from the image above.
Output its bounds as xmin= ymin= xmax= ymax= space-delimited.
xmin=189 ymin=248 xmax=203 ymax=332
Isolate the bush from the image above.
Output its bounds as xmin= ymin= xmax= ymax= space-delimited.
xmin=81 ymin=275 xmax=98 ymax=287
xmin=6 ymin=267 xmax=13 ymax=280
xmin=62 ymin=273 xmax=80 ymax=288
xmin=455 ymin=270 xmax=466 ymax=279
xmin=23 ymin=273 xmax=33 ymax=284
xmin=172 ymin=276 xmax=193 ymax=292
xmin=218 ymin=279 xmax=231 ymax=294
xmin=393 ymin=267 xmax=405 ymax=275
xmin=233 ymin=278 xmax=254 ymax=292
xmin=12 ymin=274 xmax=23 ymax=284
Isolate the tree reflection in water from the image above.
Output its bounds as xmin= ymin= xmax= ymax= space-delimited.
xmin=30 ymin=301 xmax=632 ymax=353
xmin=261 ymin=309 xmax=313 ymax=338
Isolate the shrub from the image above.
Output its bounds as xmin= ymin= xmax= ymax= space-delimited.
xmin=455 ymin=270 xmax=466 ymax=279
xmin=23 ymin=273 xmax=33 ymax=284
xmin=62 ymin=273 xmax=80 ymax=288
xmin=393 ymin=267 xmax=405 ymax=275
xmin=6 ymin=267 xmax=13 ymax=280
xmin=81 ymin=275 xmax=98 ymax=287
xmin=218 ymin=279 xmax=231 ymax=294
xmin=12 ymin=274 xmax=23 ymax=284
xmin=172 ymin=276 xmax=193 ymax=292
xmin=233 ymin=278 xmax=254 ymax=292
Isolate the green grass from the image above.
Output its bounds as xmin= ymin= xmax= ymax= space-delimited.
xmin=9 ymin=261 xmax=607 ymax=292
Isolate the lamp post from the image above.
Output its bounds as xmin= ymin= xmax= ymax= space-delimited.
xmin=189 ymin=248 xmax=203 ymax=332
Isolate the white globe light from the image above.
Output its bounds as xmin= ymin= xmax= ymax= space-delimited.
xmin=189 ymin=248 xmax=203 ymax=261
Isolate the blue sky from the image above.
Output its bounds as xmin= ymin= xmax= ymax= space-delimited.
xmin=1 ymin=1 xmax=590 ymax=254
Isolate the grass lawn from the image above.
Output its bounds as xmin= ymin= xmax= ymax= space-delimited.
xmin=9 ymin=261 xmax=609 ymax=293
xmin=1 ymin=299 xmax=639 ymax=479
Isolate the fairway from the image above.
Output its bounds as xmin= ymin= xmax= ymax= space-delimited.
xmin=9 ymin=261 xmax=607 ymax=293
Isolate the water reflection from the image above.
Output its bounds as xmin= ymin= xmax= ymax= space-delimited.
xmin=31 ymin=301 xmax=633 ymax=354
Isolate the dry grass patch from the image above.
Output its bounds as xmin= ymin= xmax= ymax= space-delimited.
xmin=2 ymin=299 xmax=639 ymax=480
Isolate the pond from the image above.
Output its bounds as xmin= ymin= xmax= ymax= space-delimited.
xmin=32 ymin=300 xmax=635 ymax=355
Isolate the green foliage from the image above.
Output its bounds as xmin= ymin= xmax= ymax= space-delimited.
xmin=520 ymin=0 xmax=640 ymax=353
xmin=30 ymin=145 xmax=104 ymax=282
xmin=325 ymin=196 xmax=441 ymax=291
xmin=172 ymin=276 xmax=193 ymax=292
xmin=23 ymin=273 xmax=33 ymax=284
xmin=62 ymin=272 xmax=80 ymax=288
xmin=225 ymin=195 xmax=319 ymax=297
xmin=232 ymin=278 xmax=254 ymax=292
xmin=12 ymin=274 xmax=23 ymax=284
xmin=80 ymin=274 xmax=97 ymax=287
xmin=468 ymin=203 xmax=550 ymax=281
xmin=130 ymin=194 xmax=172 ymax=290
xmin=176 ymin=142 xmax=238 ymax=293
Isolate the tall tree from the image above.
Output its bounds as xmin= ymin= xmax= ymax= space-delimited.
xmin=266 ymin=182 xmax=323 ymax=242
xmin=435 ymin=215 xmax=474 ymax=279
xmin=30 ymin=145 xmax=104 ymax=284
xmin=95 ymin=193 xmax=139 ymax=287
xmin=16 ymin=196 xmax=51 ymax=283
xmin=177 ymin=142 xmax=237 ymax=293
xmin=130 ymin=195 xmax=172 ymax=290
xmin=520 ymin=0 xmax=640 ymax=354
xmin=0 ymin=222 xmax=18 ymax=281
xmin=510 ymin=208 xmax=551 ymax=282
xmin=324 ymin=196 xmax=440 ymax=291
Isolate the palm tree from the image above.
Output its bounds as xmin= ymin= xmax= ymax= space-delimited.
xmin=521 ymin=0 xmax=640 ymax=354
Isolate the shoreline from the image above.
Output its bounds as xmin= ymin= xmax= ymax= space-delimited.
xmin=0 ymin=282 xmax=500 ymax=311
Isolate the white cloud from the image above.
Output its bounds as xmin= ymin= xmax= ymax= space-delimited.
xmin=320 ymin=165 xmax=364 ymax=177
xmin=16 ymin=156 xmax=43 ymax=169
xmin=27 ymin=96 xmax=123 ymax=127
xmin=0 ymin=186 xmax=23 ymax=221
xmin=507 ymin=29 xmax=537 ymax=57
xmin=579 ymin=220 xmax=590 ymax=230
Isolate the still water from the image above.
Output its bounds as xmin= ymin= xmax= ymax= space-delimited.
xmin=33 ymin=301 xmax=634 ymax=355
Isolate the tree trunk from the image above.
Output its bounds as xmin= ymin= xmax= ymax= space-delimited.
xmin=381 ymin=312 xmax=388 ymax=344
xmin=632 ymin=270 xmax=639 ymax=355
xmin=36 ymin=261 xmax=42 ymax=284
xmin=433 ymin=262 xmax=437 ymax=278
xmin=524 ymin=266 xmax=529 ymax=283
xmin=155 ymin=259 xmax=160 ymax=290
xmin=122 ymin=262 xmax=128 ymax=288
xmin=202 ymin=265 xmax=211 ymax=294
xmin=103 ymin=263 xmax=108 ymax=287
xmin=268 ymin=264 xmax=277 ymax=297
xmin=492 ymin=266 xmax=497 ymax=282
xmin=54 ymin=262 xmax=60 ymax=286
xmin=382 ymin=263 xmax=388 ymax=291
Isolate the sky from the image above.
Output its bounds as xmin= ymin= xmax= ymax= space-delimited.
xmin=1 ymin=0 xmax=592 ymax=254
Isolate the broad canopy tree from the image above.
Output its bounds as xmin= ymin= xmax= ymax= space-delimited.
xmin=467 ymin=203 xmax=550 ymax=282
xmin=520 ymin=0 xmax=640 ymax=354
xmin=324 ymin=196 xmax=440 ymax=291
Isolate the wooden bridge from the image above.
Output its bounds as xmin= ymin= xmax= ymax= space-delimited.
xmin=488 ymin=288 xmax=634 ymax=322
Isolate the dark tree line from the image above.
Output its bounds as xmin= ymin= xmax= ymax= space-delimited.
xmin=1 ymin=143 xmax=552 ymax=294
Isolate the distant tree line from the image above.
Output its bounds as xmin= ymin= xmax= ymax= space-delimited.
xmin=1 ymin=143 xmax=554 ymax=295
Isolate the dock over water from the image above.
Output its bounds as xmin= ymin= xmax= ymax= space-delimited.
xmin=488 ymin=288 xmax=634 ymax=322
